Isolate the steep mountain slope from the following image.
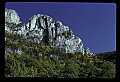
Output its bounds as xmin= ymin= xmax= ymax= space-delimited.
xmin=5 ymin=8 xmax=93 ymax=54
xmin=5 ymin=8 xmax=116 ymax=78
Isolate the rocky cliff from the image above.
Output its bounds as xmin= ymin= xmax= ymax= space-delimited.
xmin=5 ymin=8 xmax=93 ymax=54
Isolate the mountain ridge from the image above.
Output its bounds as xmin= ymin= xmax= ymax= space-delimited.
xmin=5 ymin=8 xmax=93 ymax=55
xmin=5 ymin=8 xmax=116 ymax=78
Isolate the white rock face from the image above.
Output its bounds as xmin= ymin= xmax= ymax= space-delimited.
xmin=5 ymin=8 xmax=20 ymax=24
xmin=85 ymin=48 xmax=93 ymax=55
xmin=5 ymin=8 xmax=28 ymax=36
xmin=5 ymin=8 xmax=94 ymax=54
xmin=25 ymin=14 xmax=85 ymax=53
xmin=5 ymin=24 xmax=12 ymax=33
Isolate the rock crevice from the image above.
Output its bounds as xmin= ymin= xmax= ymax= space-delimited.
xmin=5 ymin=8 xmax=93 ymax=54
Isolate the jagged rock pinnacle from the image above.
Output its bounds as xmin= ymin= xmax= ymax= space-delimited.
xmin=5 ymin=8 xmax=94 ymax=54
xmin=5 ymin=8 xmax=20 ymax=24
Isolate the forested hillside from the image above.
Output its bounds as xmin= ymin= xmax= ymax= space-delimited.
xmin=5 ymin=8 xmax=116 ymax=78
xmin=96 ymin=51 xmax=116 ymax=64
xmin=5 ymin=32 xmax=116 ymax=78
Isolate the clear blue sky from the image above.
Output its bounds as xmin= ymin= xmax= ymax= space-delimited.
xmin=5 ymin=2 xmax=116 ymax=53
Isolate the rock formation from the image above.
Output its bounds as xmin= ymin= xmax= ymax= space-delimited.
xmin=5 ymin=8 xmax=93 ymax=54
